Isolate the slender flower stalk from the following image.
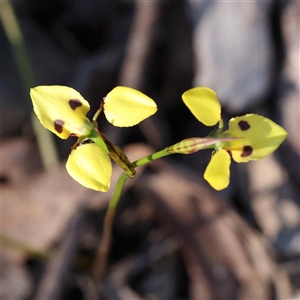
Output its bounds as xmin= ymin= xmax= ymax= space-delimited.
xmin=92 ymin=173 xmax=128 ymax=279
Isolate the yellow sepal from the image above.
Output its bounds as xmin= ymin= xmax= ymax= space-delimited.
xmin=182 ymin=87 xmax=221 ymax=126
xmin=30 ymin=86 xmax=93 ymax=139
xmin=103 ymin=86 xmax=157 ymax=127
xmin=223 ymin=114 xmax=288 ymax=162
xmin=66 ymin=143 xmax=112 ymax=192
xmin=204 ymin=149 xmax=231 ymax=190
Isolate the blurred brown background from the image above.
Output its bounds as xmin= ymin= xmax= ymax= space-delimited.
xmin=1 ymin=0 xmax=299 ymax=299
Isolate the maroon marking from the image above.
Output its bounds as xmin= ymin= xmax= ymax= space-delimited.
xmin=238 ymin=120 xmax=250 ymax=131
xmin=69 ymin=99 xmax=82 ymax=110
xmin=54 ymin=120 xmax=64 ymax=133
xmin=241 ymin=145 xmax=253 ymax=157
xmin=100 ymin=97 xmax=105 ymax=109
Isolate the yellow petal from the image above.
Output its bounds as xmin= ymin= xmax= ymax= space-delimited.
xmin=182 ymin=87 xmax=221 ymax=126
xmin=204 ymin=149 xmax=231 ymax=190
xmin=223 ymin=114 xmax=288 ymax=162
xmin=103 ymin=86 xmax=157 ymax=127
xmin=66 ymin=143 xmax=112 ymax=191
xmin=30 ymin=86 xmax=93 ymax=139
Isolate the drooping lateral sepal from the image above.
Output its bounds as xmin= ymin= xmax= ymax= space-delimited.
xmin=66 ymin=143 xmax=112 ymax=192
xmin=204 ymin=149 xmax=231 ymax=190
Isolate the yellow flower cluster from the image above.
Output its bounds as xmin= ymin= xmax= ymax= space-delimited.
xmin=30 ymin=85 xmax=287 ymax=192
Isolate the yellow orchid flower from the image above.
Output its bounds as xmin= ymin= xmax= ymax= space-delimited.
xmin=30 ymin=86 xmax=94 ymax=139
xmin=182 ymin=87 xmax=288 ymax=190
xmin=30 ymin=85 xmax=158 ymax=191
xmin=66 ymin=143 xmax=112 ymax=192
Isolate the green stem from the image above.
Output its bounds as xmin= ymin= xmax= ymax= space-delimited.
xmin=0 ymin=0 xmax=59 ymax=170
xmin=92 ymin=148 xmax=171 ymax=281
xmin=92 ymin=172 xmax=128 ymax=280
xmin=132 ymin=148 xmax=169 ymax=167
xmin=88 ymin=128 xmax=109 ymax=153
xmin=217 ymin=118 xmax=224 ymax=134
xmin=92 ymin=107 xmax=103 ymax=123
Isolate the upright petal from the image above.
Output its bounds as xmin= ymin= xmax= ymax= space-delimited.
xmin=30 ymin=86 xmax=93 ymax=139
xmin=182 ymin=87 xmax=221 ymax=126
xmin=66 ymin=143 xmax=112 ymax=192
xmin=103 ymin=86 xmax=157 ymax=127
xmin=204 ymin=149 xmax=231 ymax=190
xmin=222 ymin=114 xmax=288 ymax=162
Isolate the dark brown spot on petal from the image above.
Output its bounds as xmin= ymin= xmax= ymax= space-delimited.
xmin=69 ymin=99 xmax=82 ymax=110
xmin=238 ymin=120 xmax=250 ymax=131
xmin=54 ymin=120 xmax=64 ymax=133
xmin=241 ymin=145 xmax=253 ymax=157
